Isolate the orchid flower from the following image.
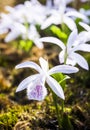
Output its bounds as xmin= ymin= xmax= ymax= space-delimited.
xmin=0 ymin=1 xmax=47 ymax=48
xmin=41 ymin=0 xmax=88 ymax=30
xmin=0 ymin=0 xmax=46 ymax=33
xmin=5 ymin=1 xmax=46 ymax=25
xmin=5 ymin=23 xmax=43 ymax=49
xmin=15 ymin=57 xmax=78 ymax=101
xmin=39 ymin=29 xmax=90 ymax=70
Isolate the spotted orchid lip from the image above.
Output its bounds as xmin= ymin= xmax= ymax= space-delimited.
xmin=27 ymin=84 xmax=47 ymax=101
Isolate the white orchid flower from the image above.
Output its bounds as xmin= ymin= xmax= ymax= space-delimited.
xmin=41 ymin=0 xmax=88 ymax=30
xmin=15 ymin=57 xmax=78 ymax=101
xmin=5 ymin=23 xmax=43 ymax=49
xmin=39 ymin=29 xmax=90 ymax=70
xmin=5 ymin=0 xmax=46 ymax=25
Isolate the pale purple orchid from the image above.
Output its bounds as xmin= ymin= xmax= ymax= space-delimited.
xmin=15 ymin=57 xmax=78 ymax=101
xmin=39 ymin=29 xmax=90 ymax=70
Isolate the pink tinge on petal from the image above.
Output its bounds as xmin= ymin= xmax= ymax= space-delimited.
xmin=27 ymin=84 xmax=47 ymax=101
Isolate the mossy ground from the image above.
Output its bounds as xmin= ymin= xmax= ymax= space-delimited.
xmin=0 ymin=42 xmax=90 ymax=130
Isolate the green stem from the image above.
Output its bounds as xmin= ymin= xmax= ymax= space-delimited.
xmin=61 ymin=23 xmax=65 ymax=32
xmin=61 ymin=99 xmax=64 ymax=117
xmin=52 ymin=92 xmax=61 ymax=129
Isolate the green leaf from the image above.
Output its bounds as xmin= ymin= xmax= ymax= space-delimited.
xmin=19 ymin=40 xmax=33 ymax=52
xmin=52 ymin=73 xmax=69 ymax=89
xmin=50 ymin=25 xmax=67 ymax=39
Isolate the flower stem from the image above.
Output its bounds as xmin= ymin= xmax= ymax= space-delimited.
xmin=52 ymin=92 xmax=61 ymax=129
xmin=61 ymin=99 xmax=64 ymax=117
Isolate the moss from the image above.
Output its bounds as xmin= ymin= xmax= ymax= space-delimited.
xmin=0 ymin=94 xmax=12 ymax=111
xmin=0 ymin=109 xmax=18 ymax=130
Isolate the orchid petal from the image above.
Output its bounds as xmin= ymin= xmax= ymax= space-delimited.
xmin=67 ymin=29 xmax=78 ymax=49
xmin=66 ymin=11 xmax=89 ymax=22
xmin=16 ymin=74 xmax=40 ymax=92
xmin=5 ymin=30 xmax=21 ymax=42
xmin=66 ymin=56 xmax=76 ymax=66
xmin=39 ymin=57 xmax=48 ymax=72
xmin=73 ymin=44 xmax=90 ymax=52
xmin=63 ymin=16 xmax=77 ymax=31
xmin=34 ymin=39 xmax=44 ymax=49
xmin=59 ymin=50 xmax=65 ymax=64
xmin=48 ymin=65 xmax=79 ymax=75
xmin=73 ymin=31 xmax=88 ymax=46
xmin=5 ymin=6 xmax=15 ymax=13
xmin=39 ymin=37 xmax=65 ymax=50
xmin=41 ymin=15 xmax=61 ymax=29
xmin=15 ymin=61 xmax=41 ymax=73
xmin=46 ymin=76 xmax=65 ymax=99
xmin=79 ymin=22 xmax=90 ymax=32
xmin=72 ymin=52 xmax=89 ymax=70
xmin=0 ymin=28 xmax=8 ymax=34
